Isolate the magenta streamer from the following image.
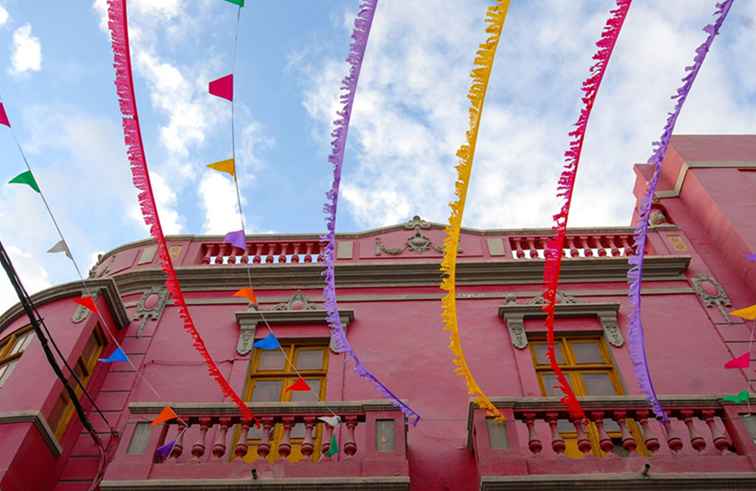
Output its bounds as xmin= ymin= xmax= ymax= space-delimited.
xmin=321 ymin=0 xmax=420 ymax=426
xmin=628 ymin=0 xmax=734 ymax=422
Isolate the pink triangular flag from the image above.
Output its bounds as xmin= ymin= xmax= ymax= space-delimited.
xmin=724 ymin=352 xmax=750 ymax=369
xmin=209 ymin=74 xmax=233 ymax=101
xmin=0 ymin=103 xmax=9 ymax=127
xmin=74 ymin=296 xmax=97 ymax=313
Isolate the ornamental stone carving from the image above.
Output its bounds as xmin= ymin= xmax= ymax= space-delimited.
xmin=375 ymin=215 xmax=458 ymax=256
xmin=271 ymin=291 xmax=317 ymax=311
xmin=72 ymin=292 xmax=98 ymax=324
xmin=133 ymin=287 xmax=169 ymax=336
xmin=691 ymin=274 xmax=732 ymax=321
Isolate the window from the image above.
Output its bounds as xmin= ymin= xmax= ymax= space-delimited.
xmin=49 ymin=326 xmax=105 ymax=440
xmin=241 ymin=341 xmax=329 ymax=463
xmin=530 ymin=336 xmax=644 ymax=458
xmin=0 ymin=326 xmax=35 ymax=387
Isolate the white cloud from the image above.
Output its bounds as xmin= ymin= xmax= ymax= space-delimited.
xmin=0 ymin=246 xmax=51 ymax=313
xmin=128 ymin=170 xmax=184 ymax=235
xmin=297 ymin=1 xmax=756 ymax=229
xmin=0 ymin=5 xmax=9 ymax=27
xmin=9 ymin=23 xmax=41 ymax=75
xmin=199 ymin=172 xmax=241 ymax=234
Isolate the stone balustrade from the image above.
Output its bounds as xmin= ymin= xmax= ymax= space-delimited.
xmin=507 ymin=232 xmax=639 ymax=260
xmin=201 ymin=240 xmax=324 ymax=266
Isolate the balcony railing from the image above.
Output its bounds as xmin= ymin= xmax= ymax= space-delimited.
xmin=507 ymin=232 xmax=637 ymax=260
xmin=469 ymin=395 xmax=756 ymax=489
xmin=201 ymin=240 xmax=324 ymax=265
xmin=101 ymin=401 xmax=410 ymax=490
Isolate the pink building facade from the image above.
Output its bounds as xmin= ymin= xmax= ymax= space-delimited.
xmin=2 ymin=135 xmax=756 ymax=490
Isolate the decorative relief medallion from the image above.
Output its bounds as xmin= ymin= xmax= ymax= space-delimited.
xmin=133 ymin=287 xmax=169 ymax=336
xmin=374 ymin=215 xmax=458 ymax=256
xmin=271 ymin=291 xmax=318 ymax=311
xmin=666 ymin=235 xmax=688 ymax=252
xmin=691 ymin=274 xmax=732 ymax=321
xmin=526 ymin=291 xmax=578 ymax=305
xmin=72 ymin=292 xmax=98 ymax=323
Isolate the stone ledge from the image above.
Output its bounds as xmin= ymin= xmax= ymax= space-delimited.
xmin=0 ymin=410 xmax=62 ymax=457
xmin=128 ymin=400 xmax=405 ymax=417
xmin=480 ymin=472 xmax=756 ymax=491
xmin=100 ymin=476 xmax=410 ymax=490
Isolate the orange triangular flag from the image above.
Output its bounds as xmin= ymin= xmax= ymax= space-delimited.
xmin=151 ymin=406 xmax=178 ymax=426
xmin=731 ymin=304 xmax=756 ymax=321
xmin=233 ymin=287 xmax=257 ymax=304
xmin=285 ymin=378 xmax=311 ymax=392
xmin=74 ymin=296 xmax=97 ymax=313
xmin=207 ymin=158 xmax=235 ymax=176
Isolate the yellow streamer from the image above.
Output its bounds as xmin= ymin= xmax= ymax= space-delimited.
xmin=440 ymin=1 xmax=510 ymax=422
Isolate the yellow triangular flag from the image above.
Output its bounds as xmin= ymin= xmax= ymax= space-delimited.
xmin=731 ymin=304 xmax=756 ymax=321
xmin=207 ymin=158 xmax=235 ymax=176
xmin=151 ymin=406 xmax=178 ymax=426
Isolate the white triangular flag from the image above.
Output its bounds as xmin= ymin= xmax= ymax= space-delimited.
xmin=318 ymin=415 xmax=341 ymax=427
xmin=47 ymin=240 xmax=72 ymax=260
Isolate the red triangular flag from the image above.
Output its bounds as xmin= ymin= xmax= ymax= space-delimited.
xmin=285 ymin=378 xmax=311 ymax=392
xmin=0 ymin=103 xmax=10 ymax=127
xmin=724 ymin=352 xmax=750 ymax=369
xmin=233 ymin=287 xmax=257 ymax=304
xmin=74 ymin=296 xmax=97 ymax=313
xmin=209 ymin=74 xmax=233 ymax=101
xmin=151 ymin=406 xmax=178 ymax=426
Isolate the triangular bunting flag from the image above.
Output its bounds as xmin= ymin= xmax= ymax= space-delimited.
xmin=325 ymin=435 xmax=339 ymax=457
xmin=233 ymin=287 xmax=257 ymax=304
xmin=318 ymin=415 xmax=340 ymax=428
xmin=9 ymin=170 xmax=40 ymax=193
xmin=285 ymin=378 xmax=311 ymax=392
xmin=731 ymin=304 xmax=756 ymax=321
xmin=47 ymin=239 xmax=73 ymax=260
xmin=224 ymin=230 xmax=246 ymax=250
xmin=747 ymin=253 xmax=756 ymax=262
xmin=74 ymin=296 xmax=97 ymax=313
xmin=99 ymin=347 xmax=129 ymax=363
xmin=0 ymin=103 xmax=10 ymax=127
xmin=722 ymin=390 xmax=750 ymax=404
xmin=224 ymin=0 xmax=245 ymax=6
xmin=151 ymin=406 xmax=178 ymax=426
xmin=155 ymin=440 xmax=176 ymax=459
xmin=724 ymin=352 xmax=750 ymax=369
xmin=254 ymin=333 xmax=280 ymax=350
xmin=207 ymin=158 xmax=235 ymax=176
xmin=209 ymin=74 xmax=233 ymax=102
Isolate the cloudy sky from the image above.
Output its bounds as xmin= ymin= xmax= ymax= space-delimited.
xmin=0 ymin=0 xmax=754 ymax=311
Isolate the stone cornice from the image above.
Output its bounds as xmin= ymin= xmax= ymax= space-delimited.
xmin=100 ymin=477 xmax=410 ymax=491
xmin=0 ymin=410 xmax=61 ymax=457
xmin=655 ymin=160 xmax=756 ymax=199
xmin=0 ymin=278 xmax=129 ymax=332
xmin=235 ymin=309 xmax=354 ymax=329
xmin=480 ymin=473 xmax=756 ymax=491
xmin=109 ymin=256 xmax=691 ymax=294
xmin=128 ymin=400 xmax=404 ymax=417
xmin=498 ymin=302 xmax=620 ymax=318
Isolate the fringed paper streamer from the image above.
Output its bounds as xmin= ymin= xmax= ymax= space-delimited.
xmin=105 ymin=0 xmax=253 ymax=422
xmin=321 ymin=0 xmax=420 ymax=426
xmin=543 ymin=0 xmax=631 ymax=420
xmin=628 ymin=1 xmax=733 ymax=422
xmin=440 ymin=1 xmax=510 ymax=423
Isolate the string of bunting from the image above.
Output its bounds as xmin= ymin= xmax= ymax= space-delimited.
xmin=320 ymin=0 xmax=421 ymax=426
xmin=439 ymin=0 xmax=510 ymax=422
xmin=542 ymin=0 xmax=631 ymax=420
xmin=725 ymin=253 xmax=756 ymax=408
xmin=105 ymin=0 xmax=252 ymax=422
xmin=628 ymin=0 xmax=734 ymax=423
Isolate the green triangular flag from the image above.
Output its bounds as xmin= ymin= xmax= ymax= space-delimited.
xmin=325 ymin=435 xmax=338 ymax=457
xmin=9 ymin=170 xmax=40 ymax=193
xmin=224 ymin=0 xmax=244 ymax=6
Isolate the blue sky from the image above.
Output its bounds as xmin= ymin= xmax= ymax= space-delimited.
xmin=0 ymin=0 xmax=754 ymax=310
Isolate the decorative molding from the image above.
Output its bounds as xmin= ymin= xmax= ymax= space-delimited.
xmin=480 ymin=474 xmax=756 ymax=491
xmin=101 ymin=477 xmax=410 ymax=491
xmin=72 ymin=291 xmax=98 ymax=324
xmin=0 ymin=278 xmax=129 ymax=334
xmin=374 ymin=215 xmax=454 ymax=256
xmin=234 ymin=308 xmax=354 ymax=355
xmin=271 ymin=291 xmax=318 ymax=311
xmin=691 ymin=274 xmax=732 ymax=321
xmin=525 ymin=291 xmax=578 ymax=305
xmin=0 ymin=410 xmax=61 ymax=457
xmin=498 ymin=300 xmax=623 ymax=350
xmin=129 ymin=399 xmax=403 ymax=416
xmin=654 ymin=160 xmax=756 ymax=200
xmin=133 ymin=287 xmax=169 ymax=336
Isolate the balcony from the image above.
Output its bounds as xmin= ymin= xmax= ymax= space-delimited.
xmin=469 ymin=395 xmax=756 ymax=490
xmin=101 ymin=400 xmax=409 ymax=490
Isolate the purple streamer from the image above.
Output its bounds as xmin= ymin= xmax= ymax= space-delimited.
xmin=628 ymin=0 xmax=734 ymax=422
xmin=321 ymin=0 xmax=421 ymax=426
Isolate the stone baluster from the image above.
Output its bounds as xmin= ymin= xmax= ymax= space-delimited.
xmin=212 ymin=417 xmax=230 ymax=459
xmin=621 ymin=236 xmax=634 ymax=256
xmin=172 ymin=423 xmax=187 ymax=458
xmin=278 ymin=418 xmax=294 ymax=459
xmin=702 ymin=409 xmax=731 ymax=454
xmin=573 ymin=418 xmax=592 ymax=455
xmin=680 ymin=409 xmax=706 ymax=452
xmin=344 ymin=416 xmax=358 ymax=456
xmin=591 ymin=412 xmax=613 ymax=453
xmin=257 ymin=418 xmax=274 ymax=458
xmin=201 ymin=245 xmax=213 ymax=264
xmin=280 ymin=242 xmax=291 ymax=263
xmin=606 ymin=236 xmax=620 ymax=257
xmin=234 ymin=421 xmax=250 ymax=460
xmin=580 ymin=236 xmax=593 ymax=257
xmin=303 ymin=242 xmax=314 ymax=263
xmin=567 ymin=237 xmax=579 ymax=258
xmin=663 ymin=419 xmax=683 ymax=453
xmin=252 ymin=243 xmax=263 ymax=264
xmin=291 ymin=243 xmax=301 ymax=263
xmin=546 ymin=413 xmax=566 ymax=455
xmin=322 ymin=423 xmax=334 ymax=459
xmin=240 ymin=242 xmax=250 ymax=265
xmin=595 ymin=236 xmax=607 ymax=256
xmin=636 ymin=410 xmax=660 ymax=453
xmin=191 ymin=417 xmax=211 ymax=461
xmin=301 ymin=417 xmax=315 ymax=458
xmin=526 ymin=238 xmax=538 ymax=259
xmin=512 ymin=238 xmax=525 ymax=259
xmin=523 ymin=412 xmax=542 ymax=455
xmin=612 ymin=411 xmax=636 ymax=453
